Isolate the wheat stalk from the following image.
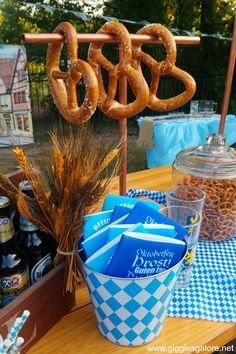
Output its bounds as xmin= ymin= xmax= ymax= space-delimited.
xmin=97 ymin=148 xmax=119 ymax=174
xmin=0 ymin=171 xmax=19 ymax=208
xmin=12 ymin=147 xmax=30 ymax=175
xmin=1 ymin=127 xmax=119 ymax=293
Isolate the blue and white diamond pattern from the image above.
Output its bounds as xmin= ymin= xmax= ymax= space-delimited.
xmin=168 ymin=236 xmax=236 ymax=322
xmin=126 ymin=188 xmax=166 ymax=206
xmin=83 ymin=262 xmax=182 ymax=346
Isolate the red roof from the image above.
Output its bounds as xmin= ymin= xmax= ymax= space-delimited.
xmin=0 ymin=58 xmax=17 ymax=91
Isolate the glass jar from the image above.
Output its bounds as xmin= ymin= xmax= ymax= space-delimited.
xmin=172 ymin=134 xmax=236 ymax=241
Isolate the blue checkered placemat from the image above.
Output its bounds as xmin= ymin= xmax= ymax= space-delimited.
xmin=126 ymin=188 xmax=166 ymax=206
xmin=168 ymin=237 xmax=236 ymax=322
xmin=126 ymin=188 xmax=236 ymax=323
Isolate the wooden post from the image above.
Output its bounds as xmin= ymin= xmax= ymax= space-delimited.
xmin=218 ymin=16 xmax=236 ymax=135
xmin=118 ymin=48 xmax=128 ymax=196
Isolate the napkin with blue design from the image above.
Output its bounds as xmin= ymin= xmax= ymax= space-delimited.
xmin=79 ymin=194 xmax=186 ymax=278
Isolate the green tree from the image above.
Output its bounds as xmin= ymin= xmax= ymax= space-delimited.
xmin=103 ymin=0 xmax=167 ymax=27
xmin=194 ymin=0 xmax=235 ymax=35
xmin=0 ymin=0 xmax=103 ymax=62
xmin=0 ymin=0 xmax=31 ymax=44
xmin=165 ymin=0 xmax=196 ymax=31
xmin=199 ymin=0 xmax=218 ymax=33
xmin=0 ymin=0 xmax=88 ymax=44
xmin=164 ymin=0 xmax=235 ymax=36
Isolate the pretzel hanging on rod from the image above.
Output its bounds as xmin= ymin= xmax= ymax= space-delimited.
xmin=47 ymin=22 xmax=99 ymax=124
xmin=88 ymin=21 xmax=149 ymax=119
xmin=46 ymin=21 xmax=196 ymax=123
xmin=24 ymin=21 xmax=200 ymax=195
xmin=131 ymin=23 xmax=196 ymax=111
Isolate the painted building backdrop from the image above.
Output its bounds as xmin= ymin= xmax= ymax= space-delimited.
xmin=0 ymin=45 xmax=34 ymax=147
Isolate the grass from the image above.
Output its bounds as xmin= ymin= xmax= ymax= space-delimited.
xmin=0 ymin=117 xmax=148 ymax=175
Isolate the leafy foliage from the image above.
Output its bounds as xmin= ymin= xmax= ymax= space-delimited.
xmin=103 ymin=0 xmax=235 ymax=36
xmin=103 ymin=0 xmax=167 ymax=31
xmin=0 ymin=0 xmax=235 ymax=118
xmin=0 ymin=0 xmax=96 ymax=44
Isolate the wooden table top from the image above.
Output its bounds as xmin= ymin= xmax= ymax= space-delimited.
xmin=28 ymin=166 xmax=236 ymax=354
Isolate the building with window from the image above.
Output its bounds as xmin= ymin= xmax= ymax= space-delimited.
xmin=0 ymin=45 xmax=33 ymax=145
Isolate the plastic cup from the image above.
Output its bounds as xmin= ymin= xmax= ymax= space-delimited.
xmin=166 ymin=185 xmax=206 ymax=214
xmin=160 ymin=206 xmax=202 ymax=289
xmin=78 ymin=246 xmax=186 ymax=346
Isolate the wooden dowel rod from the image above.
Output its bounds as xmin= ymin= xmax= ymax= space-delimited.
xmin=118 ymin=48 xmax=128 ymax=196
xmin=119 ymin=118 xmax=127 ymax=196
xmin=218 ymin=16 xmax=236 ymax=135
xmin=23 ymin=33 xmax=200 ymax=45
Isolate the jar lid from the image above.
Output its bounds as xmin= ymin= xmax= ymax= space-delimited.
xmin=174 ymin=134 xmax=236 ymax=179
xmin=0 ymin=196 xmax=10 ymax=208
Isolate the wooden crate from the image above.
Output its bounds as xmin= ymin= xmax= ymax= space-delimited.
xmin=0 ymin=263 xmax=75 ymax=353
xmin=0 ymin=169 xmax=75 ymax=352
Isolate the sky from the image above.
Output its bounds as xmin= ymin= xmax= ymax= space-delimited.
xmin=0 ymin=45 xmax=20 ymax=58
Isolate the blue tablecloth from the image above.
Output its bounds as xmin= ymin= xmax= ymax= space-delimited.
xmin=137 ymin=114 xmax=236 ymax=168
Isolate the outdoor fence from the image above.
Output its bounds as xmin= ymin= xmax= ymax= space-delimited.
xmin=26 ymin=38 xmax=236 ymax=142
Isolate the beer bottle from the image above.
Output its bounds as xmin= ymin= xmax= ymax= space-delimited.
xmin=0 ymin=196 xmax=30 ymax=308
xmin=17 ymin=181 xmax=55 ymax=285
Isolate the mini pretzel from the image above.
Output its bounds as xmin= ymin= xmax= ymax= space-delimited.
xmin=131 ymin=24 xmax=196 ymax=111
xmin=47 ymin=22 xmax=99 ymax=124
xmin=176 ymin=175 xmax=236 ymax=241
xmin=88 ymin=21 xmax=149 ymax=119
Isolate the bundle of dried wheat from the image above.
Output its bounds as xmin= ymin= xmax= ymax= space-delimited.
xmin=0 ymin=127 xmax=119 ymax=292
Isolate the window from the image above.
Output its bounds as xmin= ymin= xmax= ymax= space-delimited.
xmin=0 ymin=95 xmax=10 ymax=108
xmin=23 ymin=115 xmax=29 ymax=131
xmin=22 ymin=91 xmax=26 ymax=102
xmin=17 ymin=115 xmax=23 ymax=130
xmin=13 ymin=91 xmax=27 ymax=104
xmin=14 ymin=93 xmax=18 ymax=104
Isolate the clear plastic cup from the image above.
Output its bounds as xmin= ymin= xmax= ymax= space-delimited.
xmin=160 ymin=206 xmax=202 ymax=289
xmin=166 ymin=185 xmax=206 ymax=214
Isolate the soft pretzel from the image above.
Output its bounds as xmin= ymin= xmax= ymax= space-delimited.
xmin=47 ymin=22 xmax=99 ymax=124
xmin=131 ymin=24 xmax=196 ymax=111
xmin=88 ymin=21 xmax=149 ymax=119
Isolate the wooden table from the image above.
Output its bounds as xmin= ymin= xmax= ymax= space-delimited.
xmin=28 ymin=166 xmax=236 ymax=354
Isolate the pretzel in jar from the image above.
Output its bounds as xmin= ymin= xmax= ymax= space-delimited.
xmin=47 ymin=22 xmax=99 ymax=124
xmin=131 ymin=24 xmax=196 ymax=111
xmin=176 ymin=176 xmax=236 ymax=241
xmin=88 ymin=21 xmax=149 ymax=119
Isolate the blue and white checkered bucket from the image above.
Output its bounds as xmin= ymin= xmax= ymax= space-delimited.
xmin=79 ymin=248 xmax=186 ymax=346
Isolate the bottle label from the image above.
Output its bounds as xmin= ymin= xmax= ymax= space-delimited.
xmin=0 ymin=218 xmax=14 ymax=242
xmin=30 ymin=253 xmax=51 ymax=284
xmin=0 ymin=271 xmax=29 ymax=307
xmin=19 ymin=215 xmax=38 ymax=232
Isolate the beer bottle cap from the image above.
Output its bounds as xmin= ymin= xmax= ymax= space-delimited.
xmin=19 ymin=180 xmax=32 ymax=191
xmin=0 ymin=196 xmax=10 ymax=208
